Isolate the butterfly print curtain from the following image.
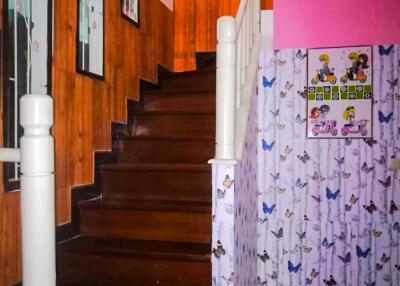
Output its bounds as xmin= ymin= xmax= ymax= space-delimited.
xmin=212 ymin=45 xmax=400 ymax=286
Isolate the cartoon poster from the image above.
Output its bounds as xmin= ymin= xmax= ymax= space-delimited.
xmin=307 ymin=46 xmax=372 ymax=138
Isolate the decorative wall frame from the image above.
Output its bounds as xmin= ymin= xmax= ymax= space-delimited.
xmin=77 ymin=0 xmax=104 ymax=79
xmin=121 ymin=0 xmax=140 ymax=28
xmin=306 ymin=46 xmax=373 ymax=139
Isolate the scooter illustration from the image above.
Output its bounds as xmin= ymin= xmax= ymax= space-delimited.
xmin=341 ymin=120 xmax=369 ymax=136
xmin=340 ymin=68 xmax=367 ymax=84
xmin=311 ymin=69 xmax=337 ymax=85
xmin=312 ymin=120 xmax=338 ymax=136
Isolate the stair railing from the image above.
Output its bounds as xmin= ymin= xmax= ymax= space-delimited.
xmin=212 ymin=0 xmax=261 ymax=161
xmin=0 ymin=94 xmax=56 ymax=286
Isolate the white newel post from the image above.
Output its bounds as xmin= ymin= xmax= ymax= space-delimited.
xmin=215 ymin=16 xmax=237 ymax=160
xmin=20 ymin=94 xmax=56 ymax=286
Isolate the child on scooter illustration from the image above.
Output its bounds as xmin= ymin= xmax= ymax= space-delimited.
xmin=341 ymin=52 xmax=369 ymax=83
xmin=311 ymin=54 xmax=337 ymax=84
xmin=310 ymin=105 xmax=338 ymax=136
xmin=341 ymin=106 xmax=368 ymax=136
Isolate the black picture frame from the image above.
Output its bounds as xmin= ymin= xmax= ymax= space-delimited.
xmin=76 ymin=0 xmax=105 ymax=80
xmin=121 ymin=0 xmax=140 ymax=28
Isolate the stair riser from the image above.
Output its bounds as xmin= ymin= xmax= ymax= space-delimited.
xmin=80 ymin=208 xmax=211 ymax=243
xmin=58 ymin=253 xmax=211 ymax=286
xmin=101 ymin=169 xmax=211 ymax=202
xmin=130 ymin=114 xmax=215 ymax=139
xmin=160 ymin=72 xmax=215 ymax=90
xmin=142 ymin=92 xmax=215 ymax=113
xmin=116 ymin=139 xmax=214 ymax=164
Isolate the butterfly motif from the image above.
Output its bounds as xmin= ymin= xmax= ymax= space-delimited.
xmin=376 ymin=263 xmax=383 ymax=271
xmin=381 ymin=253 xmax=390 ymax=263
xmin=326 ymin=188 xmax=340 ymax=200
xmin=389 ymin=200 xmax=398 ymax=214
xmin=280 ymin=91 xmax=287 ymax=98
xmin=276 ymin=187 xmax=286 ymax=194
xmin=371 ymin=229 xmax=382 ymax=237
xmin=285 ymin=209 xmax=294 ymax=219
xmin=342 ymin=171 xmax=351 ymax=179
xmin=296 ymin=231 xmax=306 ymax=240
xmin=304 ymin=215 xmax=309 ymax=221
xmin=284 ymin=145 xmax=293 ymax=155
xmin=276 ymin=59 xmax=286 ymax=67
xmin=217 ymin=188 xmax=226 ymax=199
xmin=256 ymin=217 xmax=268 ymax=224
xmin=363 ymin=201 xmax=377 ymax=213
xmin=322 ymin=238 xmax=335 ymax=249
xmin=365 ymin=282 xmax=376 ymax=286
xmin=288 ymin=261 xmax=301 ymax=273
xmin=263 ymin=76 xmax=276 ymax=88
xmin=295 ymin=178 xmax=308 ymax=189
xmin=345 ymin=204 xmax=352 ymax=211
xmin=311 ymin=194 xmax=321 ymax=203
xmin=212 ymin=240 xmax=226 ymax=258
xmin=257 ymin=250 xmax=270 ymax=262
xmin=262 ymin=202 xmax=276 ymax=214
xmin=310 ymin=268 xmax=319 ymax=278
xmin=334 ymin=156 xmax=345 ymax=165
xmin=361 ymin=162 xmax=374 ymax=173
xmin=378 ymin=111 xmax=394 ymax=123
xmin=335 ymin=232 xmax=346 ymax=241
xmin=379 ymin=44 xmax=394 ymax=56
xmin=297 ymin=90 xmax=307 ymax=99
xmin=285 ymin=81 xmax=294 ymax=91
xmin=378 ymin=176 xmax=391 ymax=188
xmin=305 ymin=278 xmax=313 ymax=285
xmin=350 ymin=194 xmax=359 ymax=204
xmin=345 ymin=138 xmax=353 ymax=146
xmin=280 ymin=154 xmax=287 ymax=162
xmin=338 ymin=252 xmax=351 ymax=263
xmin=271 ymin=227 xmax=283 ymax=239
xmin=395 ymin=264 xmax=400 ymax=271
xmin=266 ymin=271 xmax=278 ymax=280
xmin=277 ymin=123 xmax=286 ymax=130
xmin=223 ymin=175 xmax=234 ymax=188
xmin=303 ymin=246 xmax=312 ymax=254
xmin=256 ymin=277 xmax=267 ymax=286
xmin=375 ymin=155 xmax=386 ymax=165
xmin=295 ymin=114 xmax=306 ymax=124
xmin=296 ymin=49 xmax=307 ymax=60
xmin=323 ymin=275 xmax=337 ymax=286
xmin=310 ymin=171 xmax=325 ymax=182
xmin=387 ymin=78 xmax=399 ymax=88
xmin=356 ymin=245 xmax=371 ymax=258
xmin=363 ymin=138 xmax=377 ymax=147
xmin=270 ymin=172 xmax=280 ymax=180
xmin=298 ymin=151 xmax=310 ymax=163
xmin=262 ymin=139 xmax=275 ymax=151
xmin=270 ymin=109 xmax=280 ymax=117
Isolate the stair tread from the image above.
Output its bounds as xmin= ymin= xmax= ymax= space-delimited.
xmin=116 ymin=135 xmax=215 ymax=141
xmin=59 ymin=235 xmax=211 ymax=262
xmin=80 ymin=198 xmax=211 ymax=213
xmin=100 ymin=163 xmax=211 ymax=171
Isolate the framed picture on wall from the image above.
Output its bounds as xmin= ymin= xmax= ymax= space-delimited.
xmin=306 ymin=46 xmax=373 ymax=139
xmin=121 ymin=0 xmax=140 ymax=28
xmin=77 ymin=0 xmax=104 ymax=79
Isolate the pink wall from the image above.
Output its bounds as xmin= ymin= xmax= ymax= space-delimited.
xmin=274 ymin=0 xmax=400 ymax=49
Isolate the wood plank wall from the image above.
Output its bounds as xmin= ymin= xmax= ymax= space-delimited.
xmin=0 ymin=0 xmax=174 ymax=284
xmin=0 ymin=0 xmax=272 ymax=284
xmin=174 ymin=0 xmax=273 ymax=71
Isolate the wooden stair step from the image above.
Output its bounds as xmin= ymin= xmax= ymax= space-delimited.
xmin=80 ymin=198 xmax=212 ymax=243
xmin=58 ymin=236 xmax=211 ymax=286
xmin=158 ymin=69 xmax=215 ymax=90
xmin=139 ymin=89 xmax=215 ymax=113
xmin=115 ymin=136 xmax=214 ymax=164
xmin=100 ymin=163 xmax=211 ymax=202
xmin=130 ymin=111 xmax=215 ymax=139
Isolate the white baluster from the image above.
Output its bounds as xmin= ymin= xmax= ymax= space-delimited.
xmin=215 ymin=17 xmax=237 ymax=160
xmin=20 ymin=94 xmax=56 ymax=286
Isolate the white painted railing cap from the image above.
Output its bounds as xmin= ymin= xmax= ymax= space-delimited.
xmin=20 ymin=94 xmax=54 ymax=128
xmin=217 ymin=16 xmax=236 ymax=42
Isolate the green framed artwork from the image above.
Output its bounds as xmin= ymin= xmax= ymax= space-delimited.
xmin=307 ymin=46 xmax=373 ymax=139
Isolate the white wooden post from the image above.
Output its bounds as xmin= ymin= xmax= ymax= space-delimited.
xmin=20 ymin=94 xmax=56 ymax=286
xmin=215 ymin=16 xmax=237 ymax=160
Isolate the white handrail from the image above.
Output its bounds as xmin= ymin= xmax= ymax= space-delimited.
xmin=212 ymin=0 xmax=261 ymax=161
xmin=0 ymin=94 xmax=56 ymax=286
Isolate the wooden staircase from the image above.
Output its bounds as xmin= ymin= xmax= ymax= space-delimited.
xmin=57 ymin=54 xmax=216 ymax=286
